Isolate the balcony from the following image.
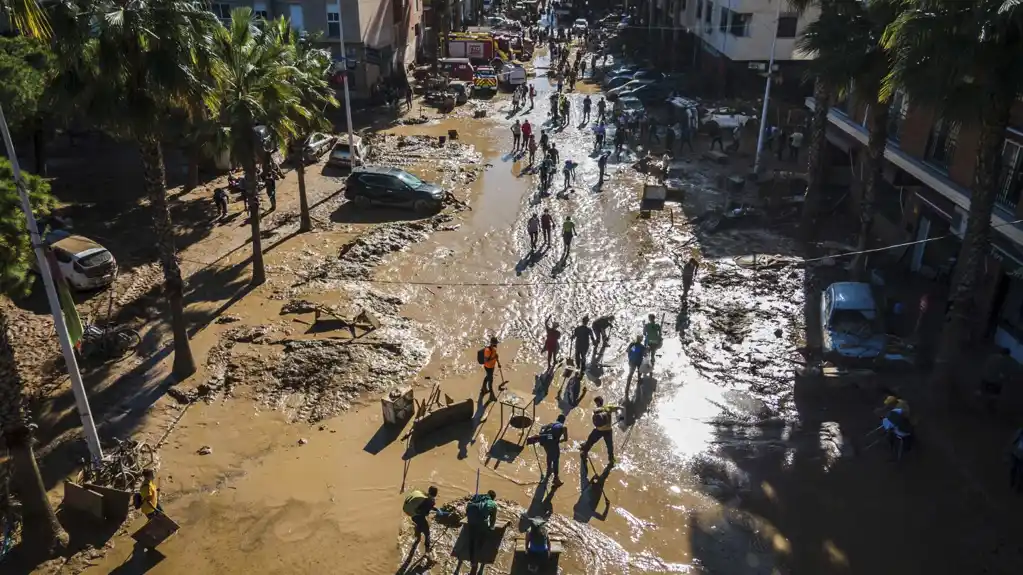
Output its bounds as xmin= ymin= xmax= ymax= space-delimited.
xmin=805 ymin=97 xmax=1023 ymax=247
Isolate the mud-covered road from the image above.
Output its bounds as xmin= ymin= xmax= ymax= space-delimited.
xmin=75 ymin=50 xmax=1002 ymax=575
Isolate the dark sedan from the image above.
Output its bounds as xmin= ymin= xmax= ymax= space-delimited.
xmin=344 ymin=166 xmax=446 ymax=213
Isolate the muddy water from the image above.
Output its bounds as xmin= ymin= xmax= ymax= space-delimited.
xmin=83 ymin=51 xmax=809 ymax=575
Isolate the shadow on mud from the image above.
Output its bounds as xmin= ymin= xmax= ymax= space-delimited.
xmin=330 ymin=201 xmax=434 ymax=225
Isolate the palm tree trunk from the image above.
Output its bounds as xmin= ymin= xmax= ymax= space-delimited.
xmin=244 ymin=152 xmax=267 ymax=285
xmin=801 ymin=78 xmax=831 ymax=242
xmin=138 ymin=138 xmax=196 ymax=378
xmin=932 ymin=86 xmax=1014 ymax=402
xmin=297 ymin=159 xmax=311 ymax=232
xmin=851 ymin=96 xmax=890 ymax=280
xmin=0 ymin=309 xmax=68 ymax=556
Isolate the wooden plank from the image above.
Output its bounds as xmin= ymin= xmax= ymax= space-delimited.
xmin=82 ymin=483 xmax=133 ymax=521
xmin=62 ymin=481 xmax=104 ymax=519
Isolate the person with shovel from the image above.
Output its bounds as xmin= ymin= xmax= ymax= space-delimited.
xmin=625 ymin=335 xmax=647 ymax=396
xmin=403 ymin=485 xmax=450 ymax=560
xmin=592 ymin=315 xmax=615 ymax=349
xmin=480 ymin=337 xmax=501 ymax=399
xmin=538 ymin=414 xmax=568 ymax=486
xmin=465 ymin=490 xmax=499 ymax=565
xmin=580 ymin=396 xmax=623 ymax=466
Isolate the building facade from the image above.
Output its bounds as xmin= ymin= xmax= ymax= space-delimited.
xmin=207 ymin=0 xmax=423 ymax=97
xmin=810 ymin=92 xmax=1023 ymax=361
xmin=650 ymin=0 xmax=817 ymax=99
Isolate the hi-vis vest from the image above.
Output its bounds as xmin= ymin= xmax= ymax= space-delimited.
xmin=403 ymin=490 xmax=428 ymax=516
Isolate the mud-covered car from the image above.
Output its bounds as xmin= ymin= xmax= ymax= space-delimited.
xmin=36 ymin=230 xmax=118 ymax=290
xmin=820 ymin=282 xmax=887 ymax=360
xmin=344 ymin=166 xmax=446 ymax=213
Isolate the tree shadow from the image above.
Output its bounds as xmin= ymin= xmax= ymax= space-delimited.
xmin=330 ymin=201 xmax=430 ymax=224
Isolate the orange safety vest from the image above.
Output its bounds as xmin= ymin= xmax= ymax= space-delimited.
xmin=483 ymin=346 xmax=498 ymax=368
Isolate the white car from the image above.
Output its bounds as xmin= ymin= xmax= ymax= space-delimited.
xmin=40 ymin=230 xmax=118 ymax=290
xmin=702 ymin=107 xmax=753 ymax=129
xmin=327 ymin=135 xmax=369 ymax=169
xmin=573 ymin=18 xmax=588 ymax=34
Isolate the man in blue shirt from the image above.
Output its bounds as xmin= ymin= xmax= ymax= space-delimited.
xmin=625 ymin=336 xmax=646 ymax=399
xmin=539 ymin=414 xmax=568 ymax=486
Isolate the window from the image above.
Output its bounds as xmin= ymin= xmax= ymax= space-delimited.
xmin=209 ymin=2 xmax=231 ymax=24
xmin=696 ymin=0 xmax=702 ymax=19
xmin=289 ymin=4 xmax=304 ymax=31
xmin=887 ymin=89 xmax=908 ymax=143
xmin=730 ymin=12 xmax=751 ymax=36
xmin=327 ymin=8 xmax=340 ymax=38
xmin=253 ymin=1 xmax=268 ymax=19
xmin=996 ymin=140 xmax=1023 ymax=210
xmin=777 ymin=14 xmax=798 ymax=38
xmin=719 ymin=7 xmax=729 ymax=33
xmin=704 ymin=0 xmax=712 ymax=24
xmin=924 ymin=117 xmax=960 ymax=171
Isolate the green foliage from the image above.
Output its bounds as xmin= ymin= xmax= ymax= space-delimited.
xmin=0 ymin=36 xmax=55 ymax=132
xmin=883 ymin=0 xmax=1023 ymax=121
xmin=0 ymin=159 xmax=54 ymax=298
xmin=2 ymin=0 xmax=51 ymax=39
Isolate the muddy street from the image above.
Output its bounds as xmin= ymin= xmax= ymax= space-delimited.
xmin=69 ymin=49 xmax=1015 ymax=575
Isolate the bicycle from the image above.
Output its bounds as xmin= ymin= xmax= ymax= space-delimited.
xmin=78 ymin=323 xmax=141 ymax=362
xmin=78 ymin=438 xmax=157 ymax=491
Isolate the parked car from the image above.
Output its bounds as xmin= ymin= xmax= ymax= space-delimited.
xmin=619 ymin=83 xmax=675 ymax=104
xmin=449 ymin=80 xmax=472 ymax=104
xmin=602 ymin=75 xmax=636 ymax=90
xmin=301 ymin=132 xmax=337 ymax=163
xmin=820 ymin=282 xmax=887 ymax=360
xmin=573 ymin=18 xmax=588 ymax=34
xmin=326 ymin=135 xmax=369 ymax=169
xmin=702 ymin=107 xmax=753 ymax=129
xmin=615 ymin=95 xmax=645 ymax=120
xmin=344 ymin=166 xmax=446 ymax=213
xmin=608 ymin=78 xmax=658 ymax=96
xmin=37 ymin=230 xmax=119 ymax=290
xmin=632 ymin=70 xmax=664 ymax=82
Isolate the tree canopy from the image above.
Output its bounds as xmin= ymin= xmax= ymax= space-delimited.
xmin=0 ymin=36 xmax=56 ymax=132
xmin=0 ymin=159 xmax=55 ymax=298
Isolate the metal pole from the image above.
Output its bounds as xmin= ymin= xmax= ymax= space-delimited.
xmin=753 ymin=0 xmax=781 ymax=176
xmin=0 ymin=104 xmax=103 ymax=464
xmin=336 ymin=1 xmax=358 ymax=166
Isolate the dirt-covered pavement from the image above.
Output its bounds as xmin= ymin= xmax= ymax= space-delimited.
xmin=44 ymin=48 xmax=1023 ymax=575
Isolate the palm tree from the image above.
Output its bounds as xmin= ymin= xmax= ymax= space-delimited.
xmin=799 ymin=0 xmax=902 ymax=275
xmin=0 ymin=159 xmax=67 ymax=555
xmin=213 ymin=9 xmax=304 ymax=285
xmin=791 ymin=0 xmax=839 ymax=241
xmin=2 ymin=0 xmax=51 ymax=38
xmin=884 ymin=0 xmax=1023 ymax=399
xmin=50 ymin=0 xmax=220 ymax=379
xmin=288 ymin=34 xmax=339 ymax=232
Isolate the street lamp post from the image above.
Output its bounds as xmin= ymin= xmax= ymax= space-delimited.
xmin=753 ymin=0 xmax=782 ymax=176
xmin=335 ymin=1 xmax=358 ymax=166
xmin=0 ymin=104 xmax=103 ymax=465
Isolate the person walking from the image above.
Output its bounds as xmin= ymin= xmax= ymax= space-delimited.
xmin=521 ymin=119 xmax=533 ymax=144
xmin=527 ymin=212 xmax=540 ymax=251
xmin=572 ymin=316 xmax=593 ymax=371
xmin=538 ymin=414 xmax=568 ymax=486
xmin=561 ymin=215 xmax=576 ymax=258
xmin=580 ymin=396 xmax=623 ymax=466
xmin=789 ymin=129 xmax=804 ymax=161
xmin=403 ymin=485 xmax=449 ymax=560
xmin=597 ymin=97 xmax=606 ymax=123
xmin=529 ymin=84 xmax=536 ymax=107
xmin=528 ymin=134 xmax=538 ymax=165
xmin=405 ymin=88 xmax=413 ymax=110
xmin=543 ymin=315 xmax=562 ymax=370
xmin=624 ymin=336 xmax=646 ymax=397
xmin=594 ymin=121 xmax=606 ymax=151
xmin=709 ymin=123 xmax=724 ymax=151
xmin=538 ymin=157 xmax=551 ymax=192
xmin=480 ymin=337 xmax=500 ymax=399
xmin=592 ymin=315 xmax=614 ymax=348
xmin=549 ymin=143 xmax=560 ymax=166
xmin=643 ymin=314 xmax=663 ymax=367
xmin=539 ymin=129 xmax=549 ymax=153
xmin=583 ymin=95 xmax=592 ymax=123
xmin=680 ymin=119 xmax=695 ymax=153
xmin=512 ymin=119 xmax=522 ymax=151
xmin=614 ymin=125 xmax=626 ymax=158
xmin=264 ymin=170 xmax=277 ymax=211
xmin=562 ymin=159 xmax=574 ymax=190
xmin=682 ymin=257 xmax=700 ymax=302
xmin=597 ymin=151 xmax=609 ymax=184
xmin=213 ymin=187 xmax=229 ymax=219
xmin=541 ymin=209 xmax=554 ymax=245
xmin=664 ymin=123 xmax=676 ymax=154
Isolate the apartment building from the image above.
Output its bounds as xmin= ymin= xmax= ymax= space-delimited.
xmin=654 ymin=0 xmax=817 ymax=98
xmin=207 ymin=0 xmax=423 ymax=97
xmin=809 ymin=91 xmax=1023 ymax=360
